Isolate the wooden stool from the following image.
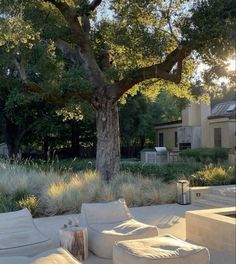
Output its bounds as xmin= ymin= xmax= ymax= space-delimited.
xmin=59 ymin=227 xmax=88 ymax=261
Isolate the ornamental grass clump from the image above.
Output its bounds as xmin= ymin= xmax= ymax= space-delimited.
xmin=190 ymin=164 xmax=235 ymax=186
xmin=42 ymin=171 xmax=101 ymax=215
xmin=0 ymin=159 xmax=178 ymax=216
xmin=0 ymin=160 xmax=62 ymax=195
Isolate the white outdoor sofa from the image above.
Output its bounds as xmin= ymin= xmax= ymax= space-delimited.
xmin=0 ymin=248 xmax=80 ymax=264
xmin=79 ymin=199 xmax=159 ymax=259
xmin=0 ymin=208 xmax=55 ymax=257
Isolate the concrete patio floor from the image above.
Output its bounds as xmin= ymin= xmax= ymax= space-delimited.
xmin=34 ymin=203 xmax=235 ymax=264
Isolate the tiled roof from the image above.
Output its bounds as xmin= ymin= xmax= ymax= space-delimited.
xmin=209 ymin=101 xmax=236 ymax=118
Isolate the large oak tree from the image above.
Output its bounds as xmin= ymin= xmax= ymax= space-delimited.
xmin=0 ymin=0 xmax=235 ymax=180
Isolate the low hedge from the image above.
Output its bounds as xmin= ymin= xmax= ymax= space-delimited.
xmin=120 ymin=161 xmax=204 ymax=182
xmin=181 ymin=147 xmax=228 ymax=163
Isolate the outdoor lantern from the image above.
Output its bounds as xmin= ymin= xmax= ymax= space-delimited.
xmin=177 ymin=180 xmax=191 ymax=205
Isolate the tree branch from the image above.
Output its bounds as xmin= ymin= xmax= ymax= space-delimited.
xmin=166 ymin=0 xmax=179 ymax=44
xmin=45 ymin=0 xmax=106 ymax=88
xmin=89 ymin=0 xmax=103 ymax=12
xmin=114 ymin=45 xmax=192 ymax=99
xmin=15 ymin=51 xmax=91 ymax=105
xmin=15 ymin=56 xmax=27 ymax=82
xmin=56 ymin=39 xmax=82 ymax=63
xmin=45 ymin=0 xmax=78 ymax=24
xmin=23 ymin=81 xmax=92 ymax=106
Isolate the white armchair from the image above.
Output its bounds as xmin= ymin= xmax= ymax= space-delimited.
xmin=80 ymin=199 xmax=158 ymax=259
xmin=0 ymin=209 xmax=55 ymax=257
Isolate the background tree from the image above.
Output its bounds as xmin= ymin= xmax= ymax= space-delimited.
xmin=119 ymin=91 xmax=182 ymax=157
xmin=0 ymin=0 xmax=235 ymax=180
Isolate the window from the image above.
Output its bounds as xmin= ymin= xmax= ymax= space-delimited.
xmin=227 ymin=103 xmax=236 ymax=112
xmin=175 ymin=131 xmax=178 ymax=147
xmin=159 ymin=133 xmax=164 ymax=147
xmin=214 ymin=128 xmax=222 ymax=147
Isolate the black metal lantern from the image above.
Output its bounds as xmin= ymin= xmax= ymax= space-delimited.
xmin=177 ymin=180 xmax=191 ymax=205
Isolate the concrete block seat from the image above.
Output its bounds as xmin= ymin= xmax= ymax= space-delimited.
xmin=0 ymin=248 xmax=80 ymax=264
xmin=113 ymin=235 xmax=210 ymax=264
xmin=0 ymin=209 xmax=55 ymax=257
xmin=79 ymin=199 xmax=159 ymax=259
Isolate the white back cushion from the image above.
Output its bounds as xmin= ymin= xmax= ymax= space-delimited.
xmin=0 ymin=208 xmax=32 ymax=232
xmin=81 ymin=199 xmax=131 ymax=225
xmin=0 ymin=208 xmax=49 ymax=250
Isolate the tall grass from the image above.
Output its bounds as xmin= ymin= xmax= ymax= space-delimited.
xmin=0 ymin=160 xmax=177 ymax=216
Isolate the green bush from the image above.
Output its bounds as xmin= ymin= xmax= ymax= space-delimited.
xmin=181 ymin=147 xmax=228 ymax=163
xmin=0 ymin=193 xmax=21 ymax=212
xmin=120 ymin=161 xmax=204 ymax=182
xmin=189 ymin=165 xmax=236 ymax=186
xmin=24 ymin=158 xmax=96 ymax=173
xmin=23 ymin=159 xmax=204 ymax=183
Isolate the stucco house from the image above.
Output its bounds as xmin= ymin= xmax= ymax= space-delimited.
xmin=155 ymin=101 xmax=236 ymax=152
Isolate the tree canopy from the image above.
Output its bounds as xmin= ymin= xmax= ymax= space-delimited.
xmin=0 ymin=0 xmax=235 ymax=179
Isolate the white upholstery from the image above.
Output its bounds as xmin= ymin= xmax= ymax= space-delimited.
xmin=0 ymin=209 xmax=55 ymax=257
xmin=113 ymin=234 xmax=210 ymax=264
xmin=80 ymin=199 xmax=159 ymax=259
xmin=0 ymin=248 xmax=80 ymax=264
xmin=80 ymin=199 xmax=132 ymax=225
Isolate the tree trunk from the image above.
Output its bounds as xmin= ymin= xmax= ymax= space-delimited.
xmin=5 ymin=120 xmax=21 ymax=159
xmin=43 ymin=137 xmax=49 ymax=160
xmin=59 ymin=227 xmax=88 ymax=261
xmin=96 ymin=100 xmax=120 ymax=182
xmin=71 ymin=122 xmax=80 ymax=157
xmin=140 ymin=136 xmax=145 ymax=150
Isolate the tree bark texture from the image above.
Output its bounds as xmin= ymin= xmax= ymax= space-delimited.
xmin=59 ymin=227 xmax=88 ymax=261
xmin=96 ymin=100 xmax=120 ymax=182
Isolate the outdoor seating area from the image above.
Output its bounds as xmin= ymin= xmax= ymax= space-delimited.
xmin=1 ymin=199 xmax=235 ymax=264
xmin=0 ymin=0 xmax=235 ymax=263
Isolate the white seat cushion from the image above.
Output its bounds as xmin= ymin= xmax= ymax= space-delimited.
xmin=113 ymin=235 xmax=210 ymax=264
xmin=0 ymin=248 xmax=80 ymax=264
xmin=88 ymin=219 xmax=158 ymax=259
xmin=0 ymin=209 xmax=55 ymax=256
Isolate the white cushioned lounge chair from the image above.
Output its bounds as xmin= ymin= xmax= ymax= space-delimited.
xmin=80 ymin=199 xmax=159 ymax=259
xmin=0 ymin=247 xmax=80 ymax=264
xmin=0 ymin=208 xmax=55 ymax=257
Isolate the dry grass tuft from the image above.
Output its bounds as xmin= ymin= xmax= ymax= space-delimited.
xmin=0 ymin=160 xmax=177 ymax=216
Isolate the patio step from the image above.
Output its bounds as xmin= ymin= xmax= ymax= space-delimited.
xmin=211 ymin=188 xmax=236 ymax=198
xmin=202 ymin=193 xmax=236 ymax=206
xmin=193 ymin=198 xmax=234 ymax=208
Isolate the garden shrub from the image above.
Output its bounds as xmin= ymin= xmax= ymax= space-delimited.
xmin=0 ymin=160 xmax=178 ymax=215
xmin=25 ymin=159 xmax=96 ymax=173
xmin=0 ymin=193 xmax=21 ymax=212
xmin=181 ymin=147 xmax=228 ymax=163
xmin=0 ymin=159 xmax=234 ymax=216
xmin=189 ymin=164 xmax=235 ymax=186
xmin=23 ymin=159 xmax=204 ymax=183
xmin=120 ymin=161 xmax=204 ymax=182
